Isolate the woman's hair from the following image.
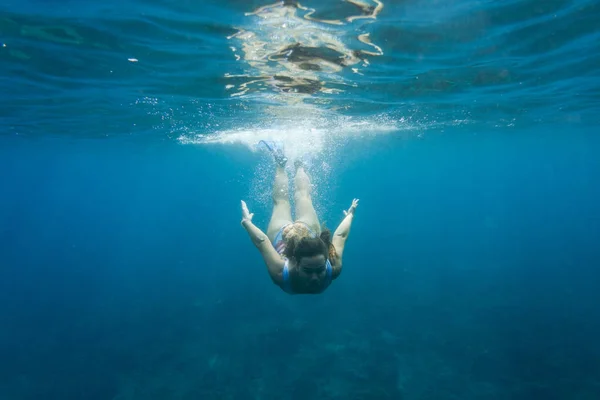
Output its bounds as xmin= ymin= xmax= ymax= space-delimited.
xmin=284 ymin=228 xmax=337 ymax=263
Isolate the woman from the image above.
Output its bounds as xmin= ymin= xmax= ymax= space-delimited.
xmin=241 ymin=146 xmax=358 ymax=294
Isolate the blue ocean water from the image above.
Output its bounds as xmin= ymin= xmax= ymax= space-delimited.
xmin=1 ymin=0 xmax=600 ymax=399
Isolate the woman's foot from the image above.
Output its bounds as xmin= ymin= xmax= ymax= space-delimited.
xmin=294 ymin=159 xmax=304 ymax=170
xmin=259 ymin=140 xmax=287 ymax=167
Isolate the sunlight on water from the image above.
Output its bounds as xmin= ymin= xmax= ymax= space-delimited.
xmin=177 ymin=0 xmax=397 ymax=208
xmin=178 ymin=0 xmax=391 ymax=161
xmin=225 ymin=0 xmax=384 ymax=98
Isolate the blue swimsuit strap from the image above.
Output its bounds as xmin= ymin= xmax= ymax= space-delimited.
xmin=324 ymin=259 xmax=333 ymax=286
xmin=282 ymin=260 xmax=293 ymax=293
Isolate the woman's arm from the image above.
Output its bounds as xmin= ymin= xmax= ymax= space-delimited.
xmin=331 ymin=198 xmax=359 ymax=278
xmin=240 ymin=201 xmax=284 ymax=285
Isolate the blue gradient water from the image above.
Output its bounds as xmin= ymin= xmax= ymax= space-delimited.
xmin=1 ymin=0 xmax=600 ymax=399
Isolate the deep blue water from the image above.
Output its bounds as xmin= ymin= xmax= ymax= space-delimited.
xmin=1 ymin=0 xmax=600 ymax=399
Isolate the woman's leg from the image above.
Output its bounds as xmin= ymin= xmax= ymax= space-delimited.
xmin=267 ymin=166 xmax=293 ymax=242
xmin=294 ymin=164 xmax=321 ymax=235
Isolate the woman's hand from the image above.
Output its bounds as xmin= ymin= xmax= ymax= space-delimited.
xmin=241 ymin=200 xmax=254 ymax=224
xmin=343 ymin=198 xmax=359 ymax=216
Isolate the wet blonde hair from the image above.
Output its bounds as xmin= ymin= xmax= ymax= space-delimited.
xmin=283 ymin=223 xmax=337 ymax=262
xmin=282 ymin=222 xmax=312 ymax=242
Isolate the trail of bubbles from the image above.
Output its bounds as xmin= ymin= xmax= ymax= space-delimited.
xmin=178 ymin=108 xmax=423 ymax=210
xmin=178 ymin=109 xmax=410 ymax=161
